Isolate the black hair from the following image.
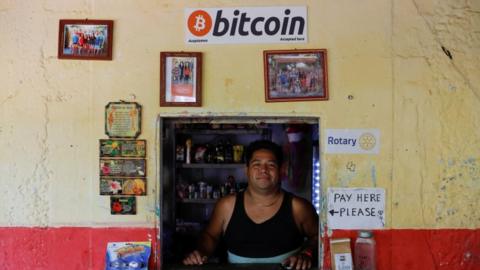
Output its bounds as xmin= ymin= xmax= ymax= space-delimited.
xmin=245 ymin=140 xmax=283 ymax=166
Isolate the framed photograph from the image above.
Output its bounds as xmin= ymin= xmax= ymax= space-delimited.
xmin=58 ymin=19 xmax=113 ymax=60
xmin=160 ymin=52 xmax=202 ymax=107
xmin=263 ymin=49 xmax=328 ymax=102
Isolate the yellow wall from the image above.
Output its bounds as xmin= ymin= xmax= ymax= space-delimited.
xmin=0 ymin=0 xmax=478 ymax=229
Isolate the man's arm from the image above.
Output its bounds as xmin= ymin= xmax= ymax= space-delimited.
xmin=283 ymin=197 xmax=319 ymax=270
xmin=182 ymin=195 xmax=235 ymax=265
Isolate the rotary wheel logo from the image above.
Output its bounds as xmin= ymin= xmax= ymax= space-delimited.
xmin=187 ymin=10 xmax=212 ymax=37
xmin=359 ymin=133 xmax=376 ymax=150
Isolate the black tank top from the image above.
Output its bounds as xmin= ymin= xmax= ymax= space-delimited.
xmin=223 ymin=191 xmax=304 ymax=258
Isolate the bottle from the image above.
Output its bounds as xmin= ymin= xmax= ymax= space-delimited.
xmin=224 ymin=140 xmax=233 ymax=163
xmin=215 ymin=140 xmax=225 ymax=163
xmin=354 ymin=230 xmax=376 ymax=270
xmin=205 ymin=143 xmax=215 ymax=163
xmin=185 ymin=138 xmax=192 ymax=164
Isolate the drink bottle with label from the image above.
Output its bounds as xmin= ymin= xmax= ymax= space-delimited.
xmin=354 ymin=230 xmax=376 ymax=270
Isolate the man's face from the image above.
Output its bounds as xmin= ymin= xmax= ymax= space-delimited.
xmin=246 ymin=149 xmax=280 ymax=191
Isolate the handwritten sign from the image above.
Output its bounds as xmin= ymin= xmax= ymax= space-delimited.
xmin=327 ymin=188 xmax=385 ymax=229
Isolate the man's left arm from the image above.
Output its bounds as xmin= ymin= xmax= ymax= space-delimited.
xmin=283 ymin=197 xmax=319 ymax=270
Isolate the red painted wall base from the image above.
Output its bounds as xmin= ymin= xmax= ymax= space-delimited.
xmin=0 ymin=227 xmax=157 ymax=270
xmin=323 ymin=229 xmax=480 ymax=270
xmin=0 ymin=227 xmax=478 ymax=269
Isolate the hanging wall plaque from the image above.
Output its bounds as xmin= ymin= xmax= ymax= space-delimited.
xmin=105 ymin=102 xmax=142 ymax=138
xmin=100 ymin=158 xmax=146 ymax=177
xmin=100 ymin=139 xmax=146 ymax=157
xmin=111 ymin=196 xmax=137 ymax=215
xmin=100 ymin=177 xmax=147 ymax=196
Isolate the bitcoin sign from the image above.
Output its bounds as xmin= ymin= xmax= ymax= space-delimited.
xmin=184 ymin=6 xmax=308 ymax=44
xmin=187 ymin=10 xmax=213 ymax=37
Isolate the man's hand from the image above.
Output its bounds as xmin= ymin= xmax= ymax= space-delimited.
xmin=282 ymin=251 xmax=312 ymax=270
xmin=182 ymin=250 xmax=208 ymax=265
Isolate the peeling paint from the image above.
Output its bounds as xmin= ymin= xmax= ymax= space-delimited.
xmin=410 ymin=0 xmax=480 ymax=101
xmin=435 ymin=158 xmax=480 ymax=226
xmin=337 ymin=167 xmax=356 ymax=187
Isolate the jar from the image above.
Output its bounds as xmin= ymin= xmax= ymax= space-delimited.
xmin=233 ymin=145 xmax=244 ymax=163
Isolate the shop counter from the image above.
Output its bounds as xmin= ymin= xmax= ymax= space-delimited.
xmin=164 ymin=264 xmax=320 ymax=270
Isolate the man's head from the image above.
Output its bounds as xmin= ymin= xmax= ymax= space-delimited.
xmin=245 ymin=140 xmax=283 ymax=192
xmin=245 ymin=140 xmax=283 ymax=167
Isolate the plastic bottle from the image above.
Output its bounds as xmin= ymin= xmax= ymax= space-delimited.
xmin=185 ymin=138 xmax=192 ymax=164
xmin=354 ymin=230 xmax=376 ymax=270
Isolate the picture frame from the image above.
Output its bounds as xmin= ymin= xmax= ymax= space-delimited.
xmin=58 ymin=19 xmax=113 ymax=60
xmin=160 ymin=52 xmax=202 ymax=107
xmin=111 ymin=196 xmax=137 ymax=215
xmin=263 ymin=49 xmax=328 ymax=102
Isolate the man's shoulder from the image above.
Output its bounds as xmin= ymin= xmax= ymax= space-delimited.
xmin=215 ymin=193 xmax=236 ymax=211
xmin=290 ymin=193 xmax=316 ymax=215
xmin=289 ymin=192 xmax=310 ymax=205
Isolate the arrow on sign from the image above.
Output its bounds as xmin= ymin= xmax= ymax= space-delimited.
xmin=329 ymin=209 xmax=339 ymax=216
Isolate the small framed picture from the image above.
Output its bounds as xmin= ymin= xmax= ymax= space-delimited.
xmin=58 ymin=19 xmax=113 ymax=60
xmin=110 ymin=196 xmax=136 ymax=215
xmin=263 ymin=49 xmax=328 ymax=102
xmin=160 ymin=52 xmax=202 ymax=107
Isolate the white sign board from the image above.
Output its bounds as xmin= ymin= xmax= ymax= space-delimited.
xmin=185 ymin=6 xmax=307 ymax=44
xmin=325 ymin=129 xmax=380 ymax=154
xmin=327 ymin=188 xmax=385 ymax=229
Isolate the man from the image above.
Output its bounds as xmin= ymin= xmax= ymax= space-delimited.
xmin=183 ymin=140 xmax=319 ymax=270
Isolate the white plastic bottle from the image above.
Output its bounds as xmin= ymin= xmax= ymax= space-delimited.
xmin=354 ymin=230 xmax=376 ymax=270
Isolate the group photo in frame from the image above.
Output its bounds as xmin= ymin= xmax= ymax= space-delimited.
xmin=263 ymin=49 xmax=328 ymax=102
xmin=160 ymin=52 xmax=202 ymax=107
xmin=58 ymin=19 xmax=113 ymax=60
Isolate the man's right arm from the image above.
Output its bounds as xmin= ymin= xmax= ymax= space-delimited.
xmin=182 ymin=195 xmax=235 ymax=265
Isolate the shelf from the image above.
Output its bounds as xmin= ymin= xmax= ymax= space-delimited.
xmin=178 ymin=199 xmax=217 ymax=204
xmin=176 ymin=163 xmax=245 ymax=168
xmin=176 ymin=129 xmax=267 ymax=135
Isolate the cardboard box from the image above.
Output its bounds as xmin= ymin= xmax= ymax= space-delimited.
xmin=330 ymin=238 xmax=353 ymax=270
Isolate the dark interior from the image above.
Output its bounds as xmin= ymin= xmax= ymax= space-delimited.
xmin=160 ymin=117 xmax=320 ymax=266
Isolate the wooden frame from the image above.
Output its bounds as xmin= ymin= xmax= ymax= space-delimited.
xmin=263 ymin=49 xmax=328 ymax=102
xmin=160 ymin=52 xmax=202 ymax=107
xmin=58 ymin=19 xmax=113 ymax=60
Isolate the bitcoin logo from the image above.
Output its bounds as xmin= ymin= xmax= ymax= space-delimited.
xmin=359 ymin=133 xmax=376 ymax=151
xmin=193 ymin=15 xmax=206 ymax=31
xmin=188 ymin=10 xmax=212 ymax=37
